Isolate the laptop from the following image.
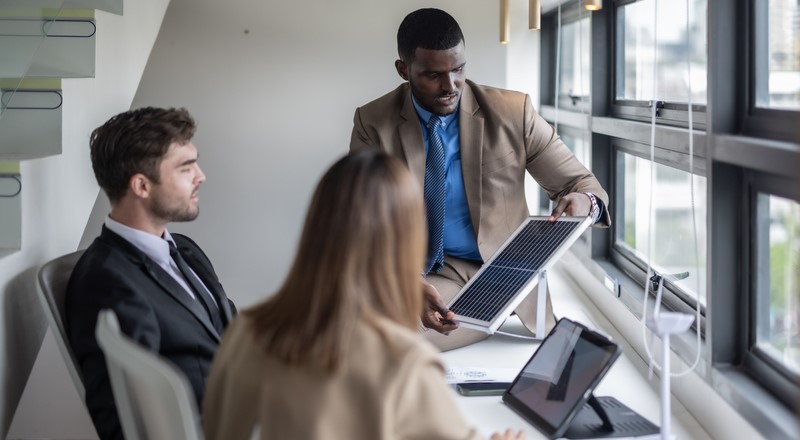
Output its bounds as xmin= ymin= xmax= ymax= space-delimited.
xmin=502 ymin=318 xmax=660 ymax=439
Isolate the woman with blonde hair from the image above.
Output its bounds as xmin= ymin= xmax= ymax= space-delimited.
xmin=203 ymin=150 xmax=523 ymax=440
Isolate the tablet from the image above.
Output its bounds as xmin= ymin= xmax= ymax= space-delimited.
xmin=502 ymin=318 xmax=621 ymax=439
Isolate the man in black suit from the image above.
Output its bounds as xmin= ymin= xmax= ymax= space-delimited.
xmin=66 ymin=107 xmax=236 ymax=440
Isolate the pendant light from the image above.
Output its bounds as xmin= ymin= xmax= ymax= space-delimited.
xmin=584 ymin=0 xmax=603 ymax=11
xmin=529 ymin=0 xmax=541 ymax=30
xmin=500 ymin=0 xmax=510 ymax=44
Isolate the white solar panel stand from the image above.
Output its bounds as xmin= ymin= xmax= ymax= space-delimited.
xmin=534 ymin=270 xmax=548 ymax=340
xmin=447 ymin=216 xmax=591 ymax=335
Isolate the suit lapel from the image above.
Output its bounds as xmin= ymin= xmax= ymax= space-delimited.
xmin=398 ymin=87 xmax=426 ymax=192
xmin=142 ymin=262 xmax=222 ymax=341
xmin=459 ymin=82 xmax=484 ymax=238
xmin=99 ymin=227 xmax=222 ymax=342
xmin=180 ymin=247 xmax=233 ymax=324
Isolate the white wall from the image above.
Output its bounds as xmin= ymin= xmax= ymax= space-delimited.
xmin=3 ymin=1 xmax=170 ymax=438
xmin=127 ymin=0 xmax=540 ymax=313
xmin=5 ymin=0 xmax=540 ymax=438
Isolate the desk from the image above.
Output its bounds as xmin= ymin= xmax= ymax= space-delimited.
xmin=439 ymin=266 xmax=710 ymax=440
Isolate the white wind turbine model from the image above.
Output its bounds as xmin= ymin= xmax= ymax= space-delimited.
xmin=646 ymin=277 xmax=694 ymax=440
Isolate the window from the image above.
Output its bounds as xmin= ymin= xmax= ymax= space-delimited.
xmin=558 ymin=14 xmax=591 ymax=110
xmin=746 ymin=0 xmax=800 ymax=141
xmin=614 ymin=149 xmax=707 ymax=310
xmin=539 ymin=0 xmax=800 ymax=434
xmin=755 ymin=194 xmax=799 ymax=377
xmin=530 ymin=125 xmax=592 ymax=216
xmin=613 ymin=0 xmax=707 ymax=126
xmin=754 ymin=0 xmax=800 ymax=110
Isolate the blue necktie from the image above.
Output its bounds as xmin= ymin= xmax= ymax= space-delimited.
xmin=424 ymin=115 xmax=446 ymax=274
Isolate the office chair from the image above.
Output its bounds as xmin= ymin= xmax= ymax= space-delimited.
xmin=36 ymin=249 xmax=86 ymax=400
xmin=95 ymin=309 xmax=203 ymax=440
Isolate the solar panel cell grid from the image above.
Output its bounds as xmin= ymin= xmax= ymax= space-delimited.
xmin=450 ymin=266 xmax=530 ymax=321
xmin=450 ymin=220 xmax=582 ymax=323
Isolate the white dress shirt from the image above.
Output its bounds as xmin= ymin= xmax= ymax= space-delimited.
xmin=105 ymin=216 xmax=217 ymax=307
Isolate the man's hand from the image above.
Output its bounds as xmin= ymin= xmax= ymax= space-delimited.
xmin=548 ymin=192 xmax=591 ymax=221
xmin=421 ymin=281 xmax=459 ymax=334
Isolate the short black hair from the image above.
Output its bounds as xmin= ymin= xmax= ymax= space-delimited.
xmin=397 ymin=8 xmax=464 ymax=62
xmin=90 ymin=107 xmax=197 ymax=203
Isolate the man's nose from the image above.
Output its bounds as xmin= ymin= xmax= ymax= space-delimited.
xmin=441 ymin=73 xmax=456 ymax=92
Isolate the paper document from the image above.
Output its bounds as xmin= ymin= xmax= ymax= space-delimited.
xmin=444 ymin=365 xmax=518 ymax=384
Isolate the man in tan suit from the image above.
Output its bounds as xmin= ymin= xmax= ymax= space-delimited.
xmin=349 ymin=8 xmax=610 ymax=351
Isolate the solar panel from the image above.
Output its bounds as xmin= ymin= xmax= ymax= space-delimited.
xmin=448 ymin=216 xmax=591 ymax=334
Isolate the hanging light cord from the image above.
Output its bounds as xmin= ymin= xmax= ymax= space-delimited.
xmin=678 ymin=0 xmax=703 ymax=378
xmin=549 ymin=3 xmax=563 ymax=215
xmin=640 ymin=0 xmax=660 ymax=375
xmin=578 ymin=5 xmax=589 ymax=164
xmin=641 ymin=0 xmax=703 ymax=378
xmin=554 ymin=4 xmax=562 ymax=133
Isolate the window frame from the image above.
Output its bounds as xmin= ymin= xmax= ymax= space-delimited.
xmin=551 ymin=2 xmax=594 ymax=113
xmin=610 ymin=0 xmax=709 ymax=130
xmin=609 ymin=139 xmax=708 ymax=334
xmin=536 ymin=123 xmax=593 ymax=215
xmin=537 ymin=0 xmax=800 ymax=436
xmin=741 ymin=0 xmax=800 ymax=142
xmin=744 ymin=171 xmax=800 ymax=408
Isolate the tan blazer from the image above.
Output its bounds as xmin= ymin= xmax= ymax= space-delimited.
xmin=350 ymin=80 xmax=610 ymax=261
xmin=203 ymin=314 xmax=483 ymax=440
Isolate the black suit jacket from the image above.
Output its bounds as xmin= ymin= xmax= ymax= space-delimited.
xmin=66 ymin=226 xmax=236 ymax=440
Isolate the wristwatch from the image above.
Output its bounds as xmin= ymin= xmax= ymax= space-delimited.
xmin=583 ymin=192 xmax=599 ymax=223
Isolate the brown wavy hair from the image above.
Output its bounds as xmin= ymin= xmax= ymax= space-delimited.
xmin=90 ymin=107 xmax=196 ymax=203
xmin=247 ymin=149 xmax=426 ymax=370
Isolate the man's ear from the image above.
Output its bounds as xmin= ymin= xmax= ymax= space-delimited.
xmin=129 ymin=173 xmax=151 ymax=199
xmin=395 ymin=59 xmax=409 ymax=81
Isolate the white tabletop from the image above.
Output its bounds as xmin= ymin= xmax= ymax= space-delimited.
xmin=439 ymin=267 xmax=710 ymax=440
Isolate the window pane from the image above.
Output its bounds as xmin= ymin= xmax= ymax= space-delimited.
xmin=559 ymin=126 xmax=590 ymax=167
xmin=615 ymin=0 xmax=707 ymax=104
xmin=617 ymin=153 xmax=707 ymax=305
xmin=756 ymin=0 xmax=800 ymax=110
xmin=559 ymin=17 xmax=591 ymax=105
xmin=528 ymin=126 xmax=590 ymax=216
xmin=756 ymin=194 xmax=800 ymax=375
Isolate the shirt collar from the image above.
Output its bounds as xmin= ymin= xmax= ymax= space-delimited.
xmin=411 ymin=94 xmax=458 ymax=128
xmin=105 ymin=216 xmax=175 ymax=266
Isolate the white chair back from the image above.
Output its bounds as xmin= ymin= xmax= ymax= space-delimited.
xmin=95 ymin=309 xmax=202 ymax=440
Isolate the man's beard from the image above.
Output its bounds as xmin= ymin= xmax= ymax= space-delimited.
xmin=149 ymin=194 xmax=199 ymax=222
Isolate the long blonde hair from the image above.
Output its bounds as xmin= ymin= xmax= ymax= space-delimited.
xmin=247 ymin=150 xmax=426 ymax=371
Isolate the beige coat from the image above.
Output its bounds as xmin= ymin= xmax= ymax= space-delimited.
xmin=350 ymin=80 xmax=610 ymax=348
xmin=203 ymin=314 xmax=483 ymax=440
xmin=350 ymin=80 xmax=610 ymax=263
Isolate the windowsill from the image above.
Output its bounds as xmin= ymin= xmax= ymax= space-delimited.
xmin=712 ymin=366 xmax=800 ymax=439
xmin=540 ymin=105 xmax=590 ymax=130
xmin=591 ymin=116 xmax=707 ymax=158
xmin=592 ymin=257 xmax=706 ymax=368
xmin=558 ymin=250 xmax=799 ymax=439
xmin=441 ymin=262 xmax=710 ymax=439
xmin=538 ymin=106 xmax=709 ymax=160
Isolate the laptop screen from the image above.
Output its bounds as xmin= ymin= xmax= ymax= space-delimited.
xmin=503 ymin=318 xmax=621 ymax=439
